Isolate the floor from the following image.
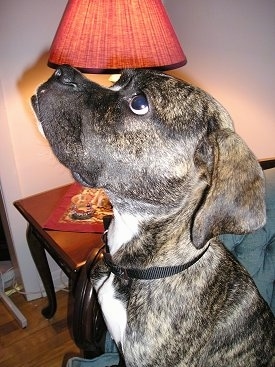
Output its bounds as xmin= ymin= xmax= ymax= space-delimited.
xmin=0 ymin=290 xmax=80 ymax=367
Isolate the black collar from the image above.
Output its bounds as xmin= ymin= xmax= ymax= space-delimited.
xmin=101 ymin=216 xmax=209 ymax=280
xmin=103 ymin=246 xmax=209 ymax=280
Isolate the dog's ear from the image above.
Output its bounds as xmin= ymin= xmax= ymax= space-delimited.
xmin=191 ymin=128 xmax=266 ymax=249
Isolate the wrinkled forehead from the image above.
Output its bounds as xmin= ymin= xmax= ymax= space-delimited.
xmin=111 ymin=69 xmax=177 ymax=94
xmin=112 ymin=69 xmax=234 ymax=133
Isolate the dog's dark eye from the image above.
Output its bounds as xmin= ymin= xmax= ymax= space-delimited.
xmin=129 ymin=94 xmax=149 ymax=115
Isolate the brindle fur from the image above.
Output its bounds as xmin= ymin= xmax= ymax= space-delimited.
xmin=32 ymin=66 xmax=275 ymax=366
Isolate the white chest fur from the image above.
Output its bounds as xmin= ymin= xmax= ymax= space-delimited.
xmin=107 ymin=209 xmax=143 ymax=254
xmin=95 ymin=273 xmax=127 ymax=350
xmin=95 ymin=210 xmax=145 ymax=350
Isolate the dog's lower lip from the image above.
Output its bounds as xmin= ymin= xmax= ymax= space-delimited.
xmin=31 ymin=95 xmax=39 ymax=116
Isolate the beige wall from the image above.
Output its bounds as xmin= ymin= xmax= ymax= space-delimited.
xmin=165 ymin=0 xmax=275 ymax=158
xmin=0 ymin=0 xmax=274 ymax=298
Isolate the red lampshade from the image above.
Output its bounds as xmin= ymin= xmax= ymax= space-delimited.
xmin=48 ymin=0 xmax=187 ymax=73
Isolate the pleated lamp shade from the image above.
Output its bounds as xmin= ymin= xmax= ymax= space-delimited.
xmin=48 ymin=0 xmax=187 ymax=73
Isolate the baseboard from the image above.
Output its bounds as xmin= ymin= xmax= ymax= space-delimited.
xmin=39 ymin=268 xmax=69 ymax=297
xmin=52 ymin=268 xmax=69 ymax=290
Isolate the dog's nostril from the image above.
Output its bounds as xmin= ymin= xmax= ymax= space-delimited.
xmin=54 ymin=66 xmax=77 ymax=87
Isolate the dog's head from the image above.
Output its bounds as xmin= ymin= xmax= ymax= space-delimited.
xmin=31 ymin=66 xmax=265 ymax=248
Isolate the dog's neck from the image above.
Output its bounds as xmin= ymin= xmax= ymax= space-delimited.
xmin=107 ymin=206 xmax=206 ymax=268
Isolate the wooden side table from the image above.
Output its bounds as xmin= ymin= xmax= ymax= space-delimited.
xmin=14 ymin=184 xmax=103 ymax=319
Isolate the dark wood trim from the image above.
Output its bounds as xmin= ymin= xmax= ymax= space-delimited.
xmin=259 ymin=157 xmax=275 ymax=170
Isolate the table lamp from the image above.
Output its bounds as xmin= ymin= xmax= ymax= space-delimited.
xmin=47 ymin=0 xmax=187 ymax=74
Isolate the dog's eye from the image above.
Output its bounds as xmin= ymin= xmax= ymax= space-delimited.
xmin=129 ymin=94 xmax=149 ymax=115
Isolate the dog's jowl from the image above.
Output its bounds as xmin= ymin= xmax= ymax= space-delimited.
xmin=32 ymin=66 xmax=275 ymax=366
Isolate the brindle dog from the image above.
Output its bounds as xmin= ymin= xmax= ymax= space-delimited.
xmin=32 ymin=66 xmax=275 ymax=366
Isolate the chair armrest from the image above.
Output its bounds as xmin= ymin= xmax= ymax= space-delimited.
xmin=71 ymin=247 xmax=107 ymax=358
xmin=259 ymin=157 xmax=275 ymax=170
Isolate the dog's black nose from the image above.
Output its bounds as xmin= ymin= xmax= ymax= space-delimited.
xmin=54 ymin=65 xmax=77 ymax=86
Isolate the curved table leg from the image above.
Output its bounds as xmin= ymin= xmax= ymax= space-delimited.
xmin=26 ymin=225 xmax=57 ymax=318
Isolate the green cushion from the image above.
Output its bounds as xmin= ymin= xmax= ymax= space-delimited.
xmin=221 ymin=167 xmax=275 ymax=315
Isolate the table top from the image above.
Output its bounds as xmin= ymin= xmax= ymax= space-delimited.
xmin=14 ymin=184 xmax=103 ymax=272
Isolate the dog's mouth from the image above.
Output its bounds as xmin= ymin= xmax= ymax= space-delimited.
xmin=32 ymin=91 xmax=95 ymax=188
xmin=31 ymin=94 xmax=46 ymax=137
xmin=31 ymin=94 xmax=40 ymax=118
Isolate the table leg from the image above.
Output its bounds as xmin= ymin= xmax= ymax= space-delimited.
xmin=26 ymin=225 xmax=57 ymax=319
